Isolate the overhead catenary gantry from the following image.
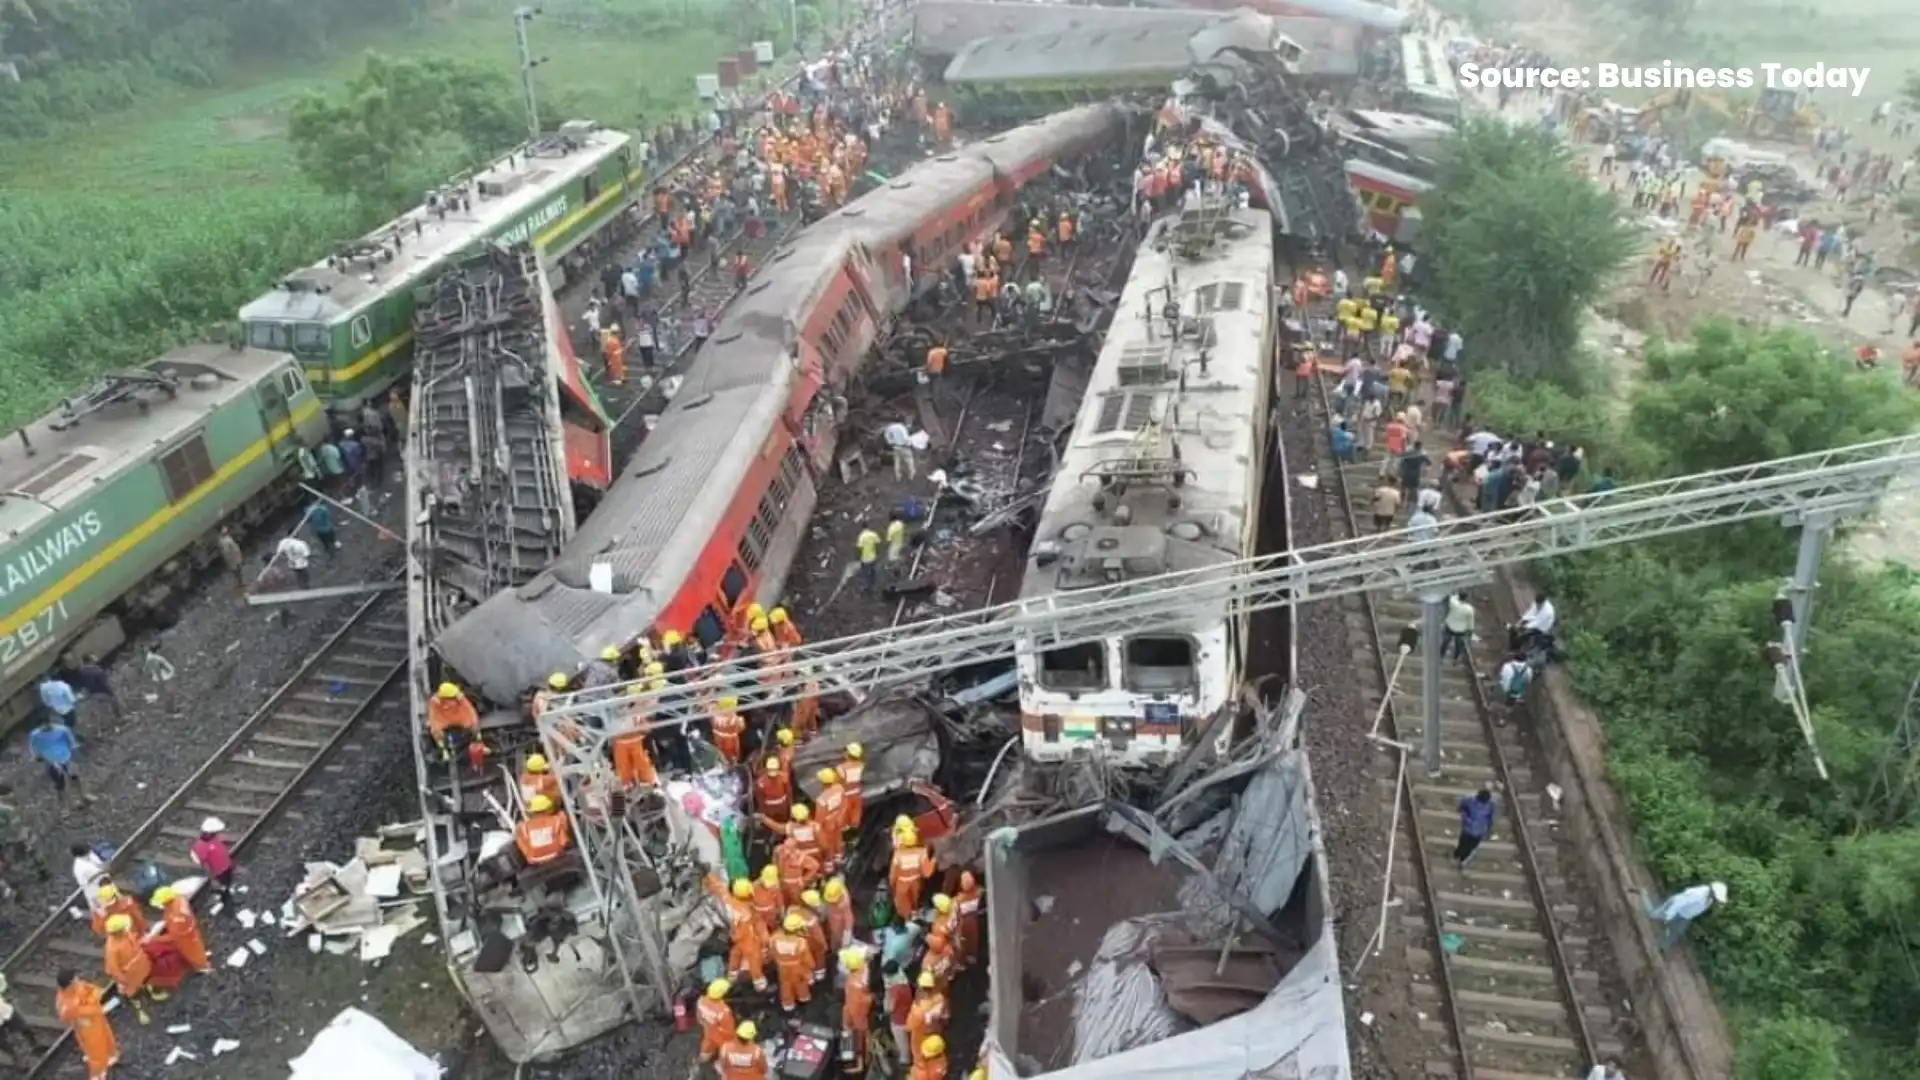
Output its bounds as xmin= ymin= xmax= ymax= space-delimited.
xmin=542 ymin=435 xmax=1920 ymax=732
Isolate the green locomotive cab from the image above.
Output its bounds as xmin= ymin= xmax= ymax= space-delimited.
xmin=0 ymin=345 xmax=327 ymax=733
xmin=239 ymin=121 xmax=642 ymax=418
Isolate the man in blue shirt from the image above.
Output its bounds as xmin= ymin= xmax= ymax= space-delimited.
xmin=1455 ymin=788 xmax=1495 ymax=867
xmin=38 ymin=673 xmax=77 ymax=729
xmin=1637 ymin=880 xmax=1726 ymax=950
xmin=27 ymin=716 xmax=93 ymax=807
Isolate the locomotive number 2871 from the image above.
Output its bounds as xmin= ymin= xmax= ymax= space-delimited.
xmin=0 ymin=599 xmax=73 ymax=670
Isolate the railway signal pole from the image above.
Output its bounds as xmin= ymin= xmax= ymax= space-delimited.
xmin=513 ymin=6 xmax=545 ymax=140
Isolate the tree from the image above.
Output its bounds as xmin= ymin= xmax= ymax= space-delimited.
xmin=1419 ymin=118 xmax=1635 ymax=389
xmin=287 ymin=53 xmax=522 ymax=208
xmin=1629 ymin=320 xmax=1920 ymax=474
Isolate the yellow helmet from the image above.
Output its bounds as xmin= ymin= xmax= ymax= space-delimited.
xmin=765 ymin=757 xmax=782 ymax=773
xmin=770 ymin=607 xmax=789 ymax=624
xmin=731 ymin=879 xmax=753 ymax=900
xmin=747 ymin=603 xmax=766 ymax=621
xmin=526 ymin=754 xmax=549 ymax=773
xmin=151 ymin=886 xmax=178 ymax=908
xmin=707 ymin=978 xmax=731 ymax=999
xmin=97 ymin=884 xmax=118 ymax=903
xmin=783 ymin=912 xmax=804 ymax=932
xmin=759 ymin=865 xmax=779 ymax=886
xmin=662 ymin=630 xmax=684 ymax=647
xmin=893 ymin=814 xmax=914 ymax=832
xmin=846 ymin=743 xmax=864 ymax=760
xmin=528 ymin=795 xmax=555 ymax=813
xmin=898 ymin=824 xmax=919 ymax=845
xmin=917 ymin=971 xmax=936 ymax=989
xmin=547 ymin=672 xmax=569 ymax=690
xmin=841 ymin=946 xmax=866 ymax=971
xmin=736 ymin=1021 xmax=758 ymax=1042
xmin=106 ymin=914 xmax=133 ymax=934
xmin=749 ymin=616 xmax=768 ymax=632
xmin=933 ymin=894 xmax=953 ymax=914
xmin=823 ymin=877 xmax=846 ymax=901
xmin=776 ymin=728 xmax=794 ymax=747
xmin=791 ymin=804 xmax=811 ymax=822
xmin=601 ymin=646 xmax=621 ymax=662
xmin=645 ymin=661 xmax=665 ymax=677
xmin=718 ymin=696 xmax=738 ymax=711
xmin=648 ymin=677 xmax=668 ymax=693
xmin=817 ymin=768 xmax=839 ymax=786
xmin=922 ymin=1035 xmax=946 ymax=1058
xmin=624 ymin=683 xmax=646 ymax=696
xmin=971 ymin=1070 xmax=987 ymax=1080
xmin=437 ymin=682 xmax=460 ymax=699
xmin=801 ymin=889 xmax=822 ymax=907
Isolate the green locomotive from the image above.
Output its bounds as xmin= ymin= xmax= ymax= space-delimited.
xmin=239 ymin=121 xmax=642 ymax=415
xmin=0 ymin=344 xmax=327 ymax=732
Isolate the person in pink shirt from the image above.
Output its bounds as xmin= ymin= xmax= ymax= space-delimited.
xmin=189 ymin=818 xmax=236 ymax=906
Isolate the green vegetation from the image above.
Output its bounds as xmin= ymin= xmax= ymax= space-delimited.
xmin=0 ymin=0 xmax=833 ymax=430
xmin=1419 ymin=119 xmax=1635 ymax=390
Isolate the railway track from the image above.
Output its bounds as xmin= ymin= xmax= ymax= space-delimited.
xmin=1306 ymin=375 xmax=1632 ymax=1079
xmin=0 ymin=589 xmax=407 ymax=1075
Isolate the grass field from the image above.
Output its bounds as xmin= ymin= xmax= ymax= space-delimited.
xmin=0 ymin=2 xmax=738 ymax=199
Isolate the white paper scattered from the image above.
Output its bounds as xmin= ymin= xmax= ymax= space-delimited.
xmin=212 ymin=1038 xmax=241 ymax=1056
xmin=248 ymin=939 xmax=268 ymax=955
xmin=261 ymin=911 xmax=277 ymax=927
xmin=358 ymin=925 xmax=401 ymax=963
xmin=226 ymin=947 xmax=252 ymax=969
xmin=1359 ymin=1012 xmax=1374 ymax=1026
xmin=364 ymin=865 xmax=403 ymax=900
xmin=165 ymin=1047 xmax=200 ymax=1065
xmin=237 ymin=909 xmax=259 ymax=929
xmin=309 ymin=934 xmax=324 ymax=954
xmin=166 ymin=1024 xmax=193 ymax=1035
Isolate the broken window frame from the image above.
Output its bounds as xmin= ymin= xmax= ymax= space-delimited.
xmin=1122 ymin=634 xmax=1200 ymax=693
xmin=1037 ymin=640 xmax=1109 ymax=692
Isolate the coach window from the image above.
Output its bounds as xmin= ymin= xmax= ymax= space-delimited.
xmin=1123 ymin=636 xmax=1198 ymax=693
xmin=721 ymin=564 xmax=749 ymax=607
xmin=1038 ymin=642 xmax=1107 ymax=692
xmin=742 ymin=516 xmax=771 ymax=569
xmin=693 ymin=606 xmax=726 ymax=648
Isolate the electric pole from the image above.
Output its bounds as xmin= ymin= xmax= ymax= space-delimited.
xmin=513 ymin=6 xmax=545 ymax=140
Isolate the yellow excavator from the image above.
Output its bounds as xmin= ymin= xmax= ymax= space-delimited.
xmin=1633 ymin=88 xmax=1738 ymax=133
xmin=1745 ymin=87 xmax=1822 ymax=141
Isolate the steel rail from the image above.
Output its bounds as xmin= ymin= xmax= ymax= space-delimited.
xmin=7 ymin=583 xmax=406 ymax=1075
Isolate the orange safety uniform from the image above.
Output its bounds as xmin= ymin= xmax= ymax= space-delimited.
xmin=158 ymin=895 xmax=210 ymax=971
xmin=55 ymin=978 xmax=118 ymax=1080
xmin=792 ymin=904 xmax=830 ymax=977
xmin=751 ymin=876 xmax=784 ymax=936
xmin=712 ymin=705 xmax=746 ymax=764
xmin=824 ymin=888 xmax=855 ymax=947
xmin=925 ymin=345 xmax=947 ymax=376
xmin=769 ymin=928 xmax=815 ymax=1010
xmin=756 ymin=766 xmax=794 ymax=822
xmin=843 ymin=966 xmax=875 ymax=1071
xmin=601 ymin=331 xmax=626 ymax=385
xmin=954 ymin=876 xmax=984 ymax=968
xmin=772 ymin=618 xmax=804 ymax=651
xmin=1027 ymin=229 xmax=1045 ymax=257
xmin=707 ymin=876 xmax=769 ymax=990
xmin=697 ymin=995 xmax=736 ymax=1061
xmin=519 ymin=767 xmax=559 ymax=805
xmin=769 ymin=815 xmax=826 ymax=867
xmin=91 ymin=895 xmax=148 ymax=939
xmin=910 ymin=1049 xmax=949 ymax=1080
xmin=889 ymin=841 xmax=934 ymax=918
xmin=906 ymin=989 xmax=948 ymax=1065
xmin=718 ymin=1035 xmax=769 ymax=1080
xmin=427 ymin=694 xmax=480 ymax=746
xmin=774 ymin=839 xmax=823 ymax=907
xmin=103 ymin=929 xmax=152 ymax=999
xmin=1058 ymin=215 xmax=1075 ymax=245
xmin=993 ymin=235 xmax=1013 ymax=265
xmin=839 ymin=753 xmax=865 ymax=829
xmin=923 ymin=931 xmax=957 ymax=992
xmin=515 ymin=811 xmax=572 ymax=865
xmin=814 ymin=781 xmax=848 ymax=862
xmin=791 ymin=687 xmax=820 ymax=742
xmin=611 ymin=725 xmax=657 ymax=788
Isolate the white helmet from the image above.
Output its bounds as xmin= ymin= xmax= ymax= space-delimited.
xmin=1709 ymin=881 xmax=1728 ymax=904
xmin=201 ymin=817 xmax=226 ymax=834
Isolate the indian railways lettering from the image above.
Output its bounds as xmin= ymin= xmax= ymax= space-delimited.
xmin=0 ymin=511 xmax=103 ymax=601
xmin=496 ymin=196 xmax=570 ymax=248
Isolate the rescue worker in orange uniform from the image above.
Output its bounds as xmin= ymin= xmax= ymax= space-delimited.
xmin=55 ymin=971 xmax=118 ymax=1080
xmin=515 ymin=794 xmax=571 ymax=865
xmin=772 ymin=827 xmax=823 ymax=907
xmin=427 ymin=682 xmax=481 ymax=762
xmin=734 ymin=601 xmax=766 ymax=644
xmin=905 ymin=972 xmax=948 ymax=1066
xmin=1026 ymin=220 xmax=1046 ymax=263
xmin=791 ymin=676 xmax=821 ymax=742
xmin=954 ymin=870 xmax=984 ymax=969
xmin=102 ymin=913 xmax=159 ymax=1024
xmin=756 ymin=756 xmax=793 ymax=822
xmin=911 ymin=1035 xmax=949 ymax=1080
xmin=840 ymin=946 xmax=875 ymax=1075
xmin=770 ymin=913 xmax=815 ymax=1012
xmin=610 ymin=687 xmax=657 ymax=788
xmin=707 ymin=876 xmax=769 ymax=992
xmin=710 ymin=696 xmax=745 ymax=765
xmin=601 ymin=326 xmax=626 ymax=386
xmin=751 ymin=864 xmax=783 ymax=936
xmin=750 ymin=616 xmax=782 ymax=670
xmin=993 ymin=232 xmax=1013 ymax=266
xmin=697 ymin=978 xmax=736 ymax=1064
xmin=922 ymin=927 xmax=957 ymax=993
xmin=890 ymin=823 xmax=934 ymax=921
xmin=930 ymin=893 xmax=958 ymax=950
xmin=531 ymin=671 xmax=568 ymax=721
xmin=839 ymin=743 xmax=866 ymax=832
xmin=718 ymin=1020 xmax=768 ymax=1080
xmin=772 ymin=726 xmax=797 ymax=774
xmin=813 ymin=768 xmax=849 ymax=864
xmin=924 ymin=342 xmax=948 ymax=380
xmin=792 ymin=893 xmax=830 ymax=980
xmin=90 ymin=884 xmax=148 ymax=939
xmin=822 ymin=876 xmax=856 ymax=947
xmin=151 ymin=886 xmax=209 ymax=973
xmin=1058 ymin=211 xmax=1075 ymax=247
xmin=769 ymin=607 xmax=803 ymax=651
xmin=519 ymin=753 xmax=559 ymax=805
xmin=764 ymin=800 xmax=826 ymax=867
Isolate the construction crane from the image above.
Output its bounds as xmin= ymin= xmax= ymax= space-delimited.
xmin=534 ymin=434 xmax=1920 ymax=1023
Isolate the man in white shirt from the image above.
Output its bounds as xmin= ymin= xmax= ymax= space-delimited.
xmin=1512 ymin=592 xmax=1556 ymax=656
xmin=1637 ymin=880 xmax=1727 ymax=950
xmin=882 ymin=420 xmax=915 ymax=480
xmin=276 ymin=534 xmax=313 ymax=590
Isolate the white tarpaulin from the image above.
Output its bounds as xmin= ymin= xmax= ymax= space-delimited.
xmin=288 ymin=1008 xmax=441 ymax=1080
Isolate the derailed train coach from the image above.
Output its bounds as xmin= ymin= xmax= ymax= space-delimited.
xmin=435 ymin=105 xmax=1134 ymax=704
